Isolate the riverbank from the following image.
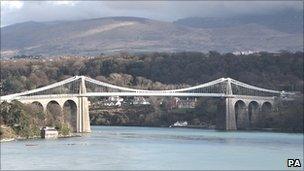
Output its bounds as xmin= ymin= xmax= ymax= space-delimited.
xmin=166 ymin=124 xmax=304 ymax=133
xmin=1 ymin=125 xmax=302 ymax=143
xmin=0 ymin=138 xmax=15 ymax=143
xmin=0 ymin=124 xmax=81 ymax=143
xmin=0 ymin=134 xmax=81 ymax=143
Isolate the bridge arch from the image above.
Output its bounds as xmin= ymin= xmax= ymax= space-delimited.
xmin=259 ymin=102 xmax=272 ymax=125
xmin=261 ymin=102 xmax=272 ymax=114
xmin=234 ymin=100 xmax=248 ymax=129
xmin=30 ymin=101 xmax=45 ymax=126
xmin=248 ymin=101 xmax=259 ymax=127
xmin=63 ymin=100 xmax=77 ymax=132
xmin=46 ymin=100 xmax=62 ymax=127
xmin=31 ymin=101 xmax=44 ymax=111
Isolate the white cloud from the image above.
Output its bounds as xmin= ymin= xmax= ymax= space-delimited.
xmin=50 ymin=1 xmax=77 ymax=6
xmin=1 ymin=1 xmax=24 ymax=10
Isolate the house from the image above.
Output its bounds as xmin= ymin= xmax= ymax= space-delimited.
xmin=108 ymin=96 xmax=124 ymax=102
xmin=41 ymin=127 xmax=58 ymax=139
xmin=101 ymin=96 xmax=124 ymax=107
xmin=232 ymin=50 xmax=258 ymax=55
xmin=164 ymin=97 xmax=197 ymax=110
xmin=103 ymin=101 xmax=115 ymax=106
xmin=132 ymin=97 xmax=150 ymax=105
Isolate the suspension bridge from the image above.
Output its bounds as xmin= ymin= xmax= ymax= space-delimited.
xmin=0 ymin=76 xmax=295 ymax=132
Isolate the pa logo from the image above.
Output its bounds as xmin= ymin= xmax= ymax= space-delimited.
xmin=287 ymin=159 xmax=302 ymax=167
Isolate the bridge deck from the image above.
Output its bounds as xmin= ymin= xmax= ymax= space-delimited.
xmin=1 ymin=93 xmax=275 ymax=101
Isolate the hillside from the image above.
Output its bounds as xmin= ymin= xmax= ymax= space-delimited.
xmin=174 ymin=9 xmax=303 ymax=34
xmin=1 ymin=15 xmax=303 ymax=58
xmin=1 ymin=51 xmax=303 ymax=95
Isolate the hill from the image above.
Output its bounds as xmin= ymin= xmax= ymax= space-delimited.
xmin=174 ymin=9 xmax=303 ymax=34
xmin=1 ymin=14 xmax=303 ymax=58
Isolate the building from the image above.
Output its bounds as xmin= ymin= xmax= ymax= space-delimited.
xmin=108 ymin=96 xmax=124 ymax=102
xmin=99 ymin=96 xmax=124 ymax=107
xmin=41 ymin=127 xmax=58 ymax=139
xmin=164 ymin=97 xmax=197 ymax=110
xmin=132 ymin=97 xmax=150 ymax=105
xmin=232 ymin=50 xmax=258 ymax=55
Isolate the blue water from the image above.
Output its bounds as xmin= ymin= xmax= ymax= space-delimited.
xmin=1 ymin=126 xmax=303 ymax=170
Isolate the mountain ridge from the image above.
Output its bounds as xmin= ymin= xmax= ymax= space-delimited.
xmin=174 ymin=9 xmax=303 ymax=33
xmin=1 ymin=14 xmax=302 ymax=58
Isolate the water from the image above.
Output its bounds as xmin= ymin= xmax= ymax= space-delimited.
xmin=1 ymin=126 xmax=303 ymax=170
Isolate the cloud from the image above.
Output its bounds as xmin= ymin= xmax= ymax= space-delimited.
xmin=1 ymin=1 xmax=302 ymax=27
xmin=50 ymin=1 xmax=77 ymax=6
xmin=1 ymin=1 xmax=24 ymax=10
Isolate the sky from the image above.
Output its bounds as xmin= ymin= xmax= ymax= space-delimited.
xmin=1 ymin=1 xmax=303 ymax=27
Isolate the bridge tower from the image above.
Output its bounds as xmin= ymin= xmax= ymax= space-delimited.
xmin=78 ymin=76 xmax=91 ymax=133
xmin=225 ymin=78 xmax=237 ymax=130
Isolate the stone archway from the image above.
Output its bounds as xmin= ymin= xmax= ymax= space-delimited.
xmin=261 ymin=102 xmax=272 ymax=114
xmin=248 ymin=101 xmax=259 ymax=127
xmin=31 ymin=101 xmax=44 ymax=110
xmin=46 ymin=100 xmax=62 ymax=127
xmin=260 ymin=102 xmax=273 ymax=127
xmin=235 ymin=100 xmax=248 ymax=129
xmin=63 ymin=100 xmax=77 ymax=132
xmin=30 ymin=101 xmax=45 ymax=127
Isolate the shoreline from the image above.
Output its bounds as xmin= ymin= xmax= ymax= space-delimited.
xmin=2 ymin=125 xmax=302 ymax=143
xmin=0 ymin=134 xmax=81 ymax=143
xmin=91 ymin=124 xmax=304 ymax=134
xmin=0 ymin=138 xmax=15 ymax=143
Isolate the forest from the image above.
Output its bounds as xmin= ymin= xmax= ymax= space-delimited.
xmin=1 ymin=51 xmax=303 ymax=95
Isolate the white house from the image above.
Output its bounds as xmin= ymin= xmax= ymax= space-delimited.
xmin=41 ymin=127 xmax=58 ymax=139
xmin=133 ymin=97 xmax=150 ymax=105
xmin=103 ymin=96 xmax=124 ymax=107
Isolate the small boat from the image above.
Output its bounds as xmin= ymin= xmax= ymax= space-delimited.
xmin=169 ymin=121 xmax=188 ymax=127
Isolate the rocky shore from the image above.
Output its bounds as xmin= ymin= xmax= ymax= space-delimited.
xmin=0 ymin=125 xmax=80 ymax=143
